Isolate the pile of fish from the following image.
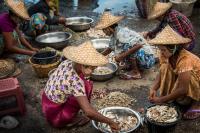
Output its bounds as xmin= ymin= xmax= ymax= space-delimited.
xmin=95 ymin=91 xmax=136 ymax=109
xmin=87 ymin=28 xmax=108 ymax=38
xmin=93 ymin=67 xmax=113 ymax=75
xmin=98 ymin=111 xmax=138 ymax=132
xmin=146 ymin=105 xmax=178 ymax=123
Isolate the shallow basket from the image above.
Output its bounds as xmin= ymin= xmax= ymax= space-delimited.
xmin=29 ymin=57 xmax=60 ymax=78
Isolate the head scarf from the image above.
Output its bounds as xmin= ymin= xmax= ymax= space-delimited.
xmin=30 ymin=13 xmax=47 ymax=30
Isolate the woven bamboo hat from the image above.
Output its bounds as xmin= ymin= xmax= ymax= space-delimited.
xmin=5 ymin=0 xmax=30 ymax=20
xmin=63 ymin=41 xmax=108 ymax=66
xmin=148 ymin=25 xmax=191 ymax=45
xmin=148 ymin=2 xmax=172 ymax=20
xmin=0 ymin=59 xmax=21 ymax=79
xmin=95 ymin=11 xmax=124 ymax=30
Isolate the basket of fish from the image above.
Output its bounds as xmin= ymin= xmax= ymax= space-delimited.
xmin=145 ymin=104 xmax=181 ymax=133
xmin=92 ymin=107 xmax=142 ymax=133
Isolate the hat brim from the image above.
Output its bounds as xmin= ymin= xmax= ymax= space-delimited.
xmin=148 ymin=4 xmax=172 ymax=20
xmin=63 ymin=45 xmax=108 ymax=66
xmin=95 ymin=16 xmax=124 ymax=30
xmin=5 ymin=0 xmax=30 ymax=20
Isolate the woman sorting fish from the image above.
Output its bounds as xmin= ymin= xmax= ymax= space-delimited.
xmin=42 ymin=41 xmax=120 ymax=130
xmin=0 ymin=0 xmax=38 ymax=56
xmin=148 ymin=25 xmax=200 ymax=120
xmin=95 ymin=11 xmax=155 ymax=79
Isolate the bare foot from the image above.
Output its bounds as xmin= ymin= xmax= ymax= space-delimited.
xmin=119 ymin=70 xmax=142 ymax=80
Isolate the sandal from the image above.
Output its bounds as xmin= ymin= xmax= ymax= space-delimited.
xmin=183 ymin=109 xmax=200 ymax=120
xmin=119 ymin=71 xmax=142 ymax=80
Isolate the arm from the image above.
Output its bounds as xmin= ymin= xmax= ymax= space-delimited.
xmin=2 ymin=32 xmax=36 ymax=56
xmin=115 ymin=44 xmax=142 ymax=62
xmin=149 ymin=72 xmax=161 ymax=100
xmin=15 ymin=26 xmax=38 ymax=51
xmin=76 ymin=96 xmax=120 ymax=131
xmin=101 ymin=47 xmax=112 ymax=56
xmin=160 ymin=71 xmax=190 ymax=103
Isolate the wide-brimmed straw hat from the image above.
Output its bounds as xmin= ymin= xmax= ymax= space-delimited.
xmin=95 ymin=11 xmax=124 ymax=30
xmin=148 ymin=2 xmax=172 ymax=20
xmin=148 ymin=25 xmax=191 ymax=45
xmin=5 ymin=0 xmax=30 ymax=20
xmin=63 ymin=41 xmax=108 ymax=66
xmin=0 ymin=59 xmax=22 ymax=79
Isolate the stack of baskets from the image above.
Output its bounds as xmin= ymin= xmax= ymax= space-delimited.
xmin=29 ymin=51 xmax=61 ymax=78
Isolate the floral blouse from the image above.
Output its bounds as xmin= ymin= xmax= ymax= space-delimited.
xmin=44 ymin=60 xmax=86 ymax=104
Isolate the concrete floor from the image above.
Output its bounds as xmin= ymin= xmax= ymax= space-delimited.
xmin=0 ymin=0 xmax=200 ymax=133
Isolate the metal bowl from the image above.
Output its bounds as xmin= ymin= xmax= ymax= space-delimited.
xmin=91 ymin=38 xmax=110 ymax=53
xmin=91 ymin=63 xmax=118 ymax=81
xmin=92 ymin=106 xmax=142 ymax=133
xmin=32 ymin=51 xmax=57 ymax=65
xmin=35 ymin=32 xmax=72 ymax=49
xmin=66 ymin=17 xmax=94 ymax=31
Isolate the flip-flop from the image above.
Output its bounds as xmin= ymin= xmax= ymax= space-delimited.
xmin=119 ymin=72 xmax=142 ymax=80
xmin=77 ymin=116 xmax=90 ymax=126
xmin=183 ymin=109 xmax=200 ymax=120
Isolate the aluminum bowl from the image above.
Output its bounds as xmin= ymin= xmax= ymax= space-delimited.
xmin=35 ymin=32 xmax=72 ymax=49
xmin=66 ymin=17 xmax=94 ymax=31
xmin=91 ymin=63 xmax=118 ymax=81
xmin=91 ymin=38 xmax=110 ymax=53
xmin=92 ymin=106 xmax=142 ymax=133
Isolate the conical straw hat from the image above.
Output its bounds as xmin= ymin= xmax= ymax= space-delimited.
xmin=63 ymin=41 xmax=108 ymax=66
xmin=148 ymin=25 xmax=191 ymax=45
xmin=95 ymin=11 xmax=124 ymax=30
xmin=148 ymin=2 xmax=172 ymax=20
xmin=5 ymin=0 xmax=30 ymax=20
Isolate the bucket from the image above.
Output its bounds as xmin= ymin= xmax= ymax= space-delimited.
xmin=170 ymin=0 xmax=197 ymax=17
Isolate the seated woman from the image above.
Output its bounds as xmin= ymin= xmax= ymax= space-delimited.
xmin=148 ymin=25 xmax=200 ymax=120
xmin=28 ymin=0 xmax=66 ymax=26
xmin=42 ymin=41 xmax=120 ymax=130
xmin=95 ymin=11 xmax=155 ymax=80
xmin=0 ymin=0 xmax=38 ymax=56
xmin=25 ymin=13 xmax=48 ymax=37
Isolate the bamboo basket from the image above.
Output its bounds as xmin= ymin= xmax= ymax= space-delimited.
xmin=29 ymin=57 xmax=60 ymax=78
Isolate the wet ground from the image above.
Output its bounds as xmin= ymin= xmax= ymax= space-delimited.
xmin=0 ymin=0 xmax=200 ymax=133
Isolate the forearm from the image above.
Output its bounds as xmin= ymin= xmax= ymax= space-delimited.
xmin=115 ymin=44 xmax=142 ymax=62
xmin=19 ymin=37 xmax=33 ymax=50
xmin=161 ymin=88 xmax=187 ymax=103
xmin=85 ymin=107 xmax=113 ymax=125
xmin=6 ymin=45 xmax=34 ymax=56
xmin=101 ymin=48 xmax=112 ymax=56
xmin=151 ymin=73 xmax=161 ymax=91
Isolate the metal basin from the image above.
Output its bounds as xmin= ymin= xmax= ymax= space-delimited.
xmin=35 ymin=32 xmax=72 ymax=49
xmin=92 ymin=106 xmax=142 ymax=133
xmin=91 ymin=38 xmax=110 ymax=53
xmin=91 ymin=63 xmax=118 ymax=81
xmin=66 ymin=17 xmax=94 ymax=31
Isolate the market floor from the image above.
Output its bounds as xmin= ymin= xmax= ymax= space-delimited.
xmin=0 ymin=0 xmax=200 ymax=133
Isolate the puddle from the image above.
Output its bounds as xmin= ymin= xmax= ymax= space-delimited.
xmin=62 ymin=0 xmax=138 ymax=16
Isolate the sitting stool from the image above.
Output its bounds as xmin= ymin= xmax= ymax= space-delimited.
xmin=0 ymin=78 xmax=25 ymax=115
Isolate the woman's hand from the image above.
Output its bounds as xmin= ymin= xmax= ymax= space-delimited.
xmin=30 ymin=47 xmax=39 ymax=52
xmin=109 ymin=121 xmax=120 ymax=132
xmin=149 ymin=96 xmax=164 ymax=104
xmin=148 ymin=89 xmax=157 ymax=100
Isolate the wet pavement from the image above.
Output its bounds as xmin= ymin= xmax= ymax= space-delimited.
xmin=0 ymin=0 xmax=200 ymax=133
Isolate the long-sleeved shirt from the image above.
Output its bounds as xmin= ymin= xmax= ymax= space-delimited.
xmin=148 ymin=9 xmax=195 ymax=50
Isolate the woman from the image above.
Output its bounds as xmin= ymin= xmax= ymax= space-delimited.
xmin=95 ymin=11 xmax=155 ymax=79
xmin=25 ymin=13 xmax=48 ymax=37
xmin=42 ymin=41 xmax=120 ymax=130
xmin=148 ymin=25 xmax=200 ymax=120
xmin=28 ymin=0 xmax=66 ymax=26
xmin=0 ymin=0 xmax=38 ymax=56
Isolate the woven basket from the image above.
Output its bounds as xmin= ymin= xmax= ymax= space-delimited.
xmin=29 ymin=57 xmax=60 ymax=78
